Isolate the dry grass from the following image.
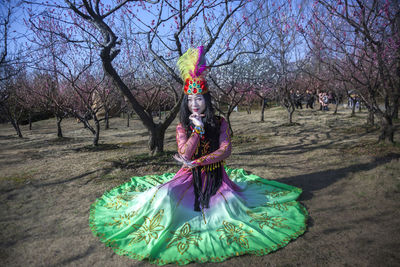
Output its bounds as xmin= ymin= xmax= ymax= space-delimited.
xmin=0 ymin=105 xmax=399 ymax=267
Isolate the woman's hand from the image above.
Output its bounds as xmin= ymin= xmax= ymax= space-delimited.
xmin=189 ymin=113 xmax=205 ymax=127
xmin=173 ymin=154 xmax=196 ymax=169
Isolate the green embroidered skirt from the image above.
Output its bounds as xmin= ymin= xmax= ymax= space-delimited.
xmin=89 ymin=167 xmax=307 ymax=265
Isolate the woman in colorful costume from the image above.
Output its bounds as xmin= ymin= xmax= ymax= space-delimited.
xmin=89 ymin=47 xmax=308 ymax=265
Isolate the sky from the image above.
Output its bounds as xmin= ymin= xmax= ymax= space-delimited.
xmin=2 ymin=0 xmax=310 ymax=71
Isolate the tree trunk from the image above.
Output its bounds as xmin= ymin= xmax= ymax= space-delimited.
xmin=100 ymin=41 xmax=183 ymax=155
xmin=282 ymin=98 xmax=295 ymax=124
xmin=105 ymin=109 xmax=109 ymax=130
xmin=379 ymin=116 xmax=394 ymax=143
xmin=56 ymin=115 xmax=63 ymax=138
xmin=333 ymin=96 xmax=339 ymax=114
xmin=247 ymin=103 xmax=251 ymax=114
xmin=126 ymin=112 xmax=130 ymax=127
xmin=260 ymin=98 xmax=266 ymax=122
xmin=226 ymin=112 xmax=234 ymax=137
xmin=286 ymin=102 xmax=295 ymax=124
xmin=29 ymin=112 xmax=32 ymax=130
xmin=351 ymin=99 xmax=356 ymax=117
xmin=93 ymin=117 xmax=100 ymax=146
xmin=79 ymin=114 xmax=99 ymax=146
xmin=148 ymin=126 xmax=166 ymax=155
xmin=288 ymin=108 xmax=294 ymax=124
xmin=393 ymin=97 xmax=399 ymax=120
xmin=11 ymin=118 xmax=23 ymax=138
xmin=367 ymin=110 xmax=374 ymax=126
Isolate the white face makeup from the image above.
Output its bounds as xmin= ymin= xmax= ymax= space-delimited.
xmin=188 ymin=94 xmax=206 ymax=114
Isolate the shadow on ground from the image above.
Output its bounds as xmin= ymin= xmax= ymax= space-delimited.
xmin=275 ymin=153 xmax=400 ymax=201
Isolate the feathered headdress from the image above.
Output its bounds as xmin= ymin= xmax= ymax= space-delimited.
xmin=177 ymin=46 xmax=208 ymax=95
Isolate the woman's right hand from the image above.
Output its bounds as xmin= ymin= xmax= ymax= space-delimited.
xmin=173 ymin=154 xmax=196 ymax=169
xmin=189 ymin=113 xmax=204 ymax=127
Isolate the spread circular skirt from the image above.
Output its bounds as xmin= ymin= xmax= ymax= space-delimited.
xmin=89 ymin=167 xmax=308 ymax=265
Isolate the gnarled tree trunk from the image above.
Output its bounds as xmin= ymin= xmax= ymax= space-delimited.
xmin=379 ymin=116 xmax=394 ymax=143
xmin=104 ymin=108 xmax=110 ymax=130
xmin=94 ymin=117 xmax=100 ymax=146
xmin=367 ymin=110 xmax=374 ymax=126
xmin=282 ymin=97 xmax=295 ymax=124
xmin=100 ymin=46 xmax=183 ymax=155
xmin=393 ymin=97 xmax=399 ymax=120
xmin=56 ymin=115 xmax=63 ymax=138
xmin=148 ymin=126 xmax=166 ymax=155
xmin=333 ymin=96 xmax=340 ymax=114
xmin=288 ymin=106 xmax=295 ymax=124
xmin=11 ymin=118 xmax=23 ymax=138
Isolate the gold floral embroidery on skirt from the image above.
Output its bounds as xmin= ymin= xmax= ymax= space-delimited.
xmin=128 ymin=209 xmax=165 ymax=245
xmin=217 ymin=221 xmax=253 ymax=249
xmin=103 ymin=195 xmax=130 ymax=210
xmin=247 ymin=179 xmax=265 ymax=186
xmin=104 ymin=211 xmax=138 ymax=228
xmin=166 ymin=222 xmax=202 ymax=255
xmin=265 ymin=189 xmax=290 ymax=198
xmin=246 ymin=210 xmax=290 ymax=230
xmin=263 ymin=201 xmax=296 ymax=211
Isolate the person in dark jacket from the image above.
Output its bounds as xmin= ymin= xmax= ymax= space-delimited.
xmin=305 ymin=90 xmax=315 ymax=109
xmin=294 ymin=90 xmax=303 ymax=109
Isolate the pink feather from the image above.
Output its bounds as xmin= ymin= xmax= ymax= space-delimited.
xmin=193 ymin=46 xmax=204 ymax=76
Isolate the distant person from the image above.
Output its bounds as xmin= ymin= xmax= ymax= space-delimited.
xmin=348 ymin=93 xmax=358 ymax=109
xmin=322 ymin=92 xmax=329 ymax=111
xmin=347 ymin=94 xmax=353 ymax=108
xmin=264 ymin=98 xmax=269 ymax=108
xmin=305 ymin=90 xmax=315 ymax=109
xmin=318 ymin=91 xmax=324 ymax=110
xmin=295 ymin=90 xmax=303 ymax=109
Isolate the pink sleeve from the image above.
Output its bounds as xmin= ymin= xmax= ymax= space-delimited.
xmin=176 ymin=123 xmax=200 ymax=160
xmin=192 ymin=118 xmax=231 ymax=166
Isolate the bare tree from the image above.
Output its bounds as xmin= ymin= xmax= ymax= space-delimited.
xmin=311 ymin=0 xmax=400 ymax=142
xmin=241 ymin=56 xmax=276 ymax=122
xmin=0 ymin=68 xmax=32 ymax=137
xmin=209 ymin=62 xmax=250 ymax=135
xmin=26 ymin=0 xmax=262 ymax=154
xmin=258 ymin=1 xmax=307 ymax=124
xmin=0 ymin=1 xmax=29 ymax=137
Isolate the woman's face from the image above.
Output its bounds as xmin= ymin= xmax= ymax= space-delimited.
xmin=188 ymin=94 xmax=206 ymax=114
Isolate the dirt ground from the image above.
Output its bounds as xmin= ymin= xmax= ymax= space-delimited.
xmin=1 ymin=105 xmax=400 ymax=267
